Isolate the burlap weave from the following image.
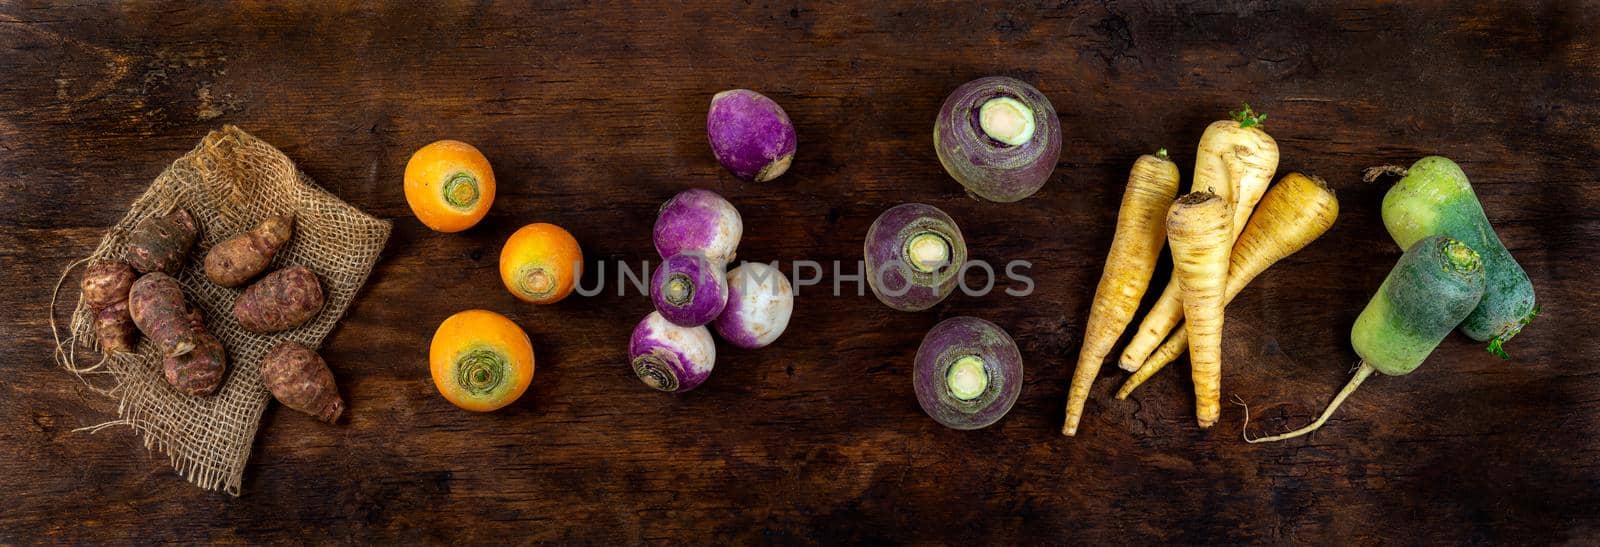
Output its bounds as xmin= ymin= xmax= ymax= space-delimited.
xmin=56 ymin=126 xmax=391 ymax=495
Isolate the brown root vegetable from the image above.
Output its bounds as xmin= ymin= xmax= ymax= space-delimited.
xmin=204 ymin=213 xmax=297 ymax=288
xmin=94 ymin=300 xmax=138 ymax=354
xmin=125 ymin=208 xmax=200 ymax=275
xmin=163 ymin=333 xmax=227 ymax=396
xmin=261 ymin=341 xmax=344 ymax=423
xmin=81 ymin=261 xmax=137 ymax=310
xmin=233 ymin=265 xmax=324 ymax=333
xmin=129 ymin=273 xmax=202 ymax=357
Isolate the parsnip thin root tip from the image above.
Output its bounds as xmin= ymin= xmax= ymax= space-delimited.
xmin=1062 ymin=410 xmax=1081 ymax=436
xmin=1114 ymin=381 xmax=1135 ymax=400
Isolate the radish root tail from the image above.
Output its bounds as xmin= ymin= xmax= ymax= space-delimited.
xmin=1361 ymin=165 xmax=1408 ymax=183
xmin=1245 ymin=362 xmax=1376 ymax=444
xmin=1232 ymin=394 xmax=1253 ymax=442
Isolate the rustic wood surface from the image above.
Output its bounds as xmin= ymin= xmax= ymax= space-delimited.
xmin=3 ymin=1 xmax=1598 ymax=543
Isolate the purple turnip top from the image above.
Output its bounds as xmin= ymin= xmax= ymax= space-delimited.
xmin=864 ymin=203 xmax=967 ymax=312
xmin=714 ymin=262 xmax=794 ymax=349
xmin=933 ymin=76 xmax=1061 ymax=202
xmin=654 ymin=188 xmax=743 ymax=266
xmin=651 ymin=252 xmax=728 ymax=327
xmin=707 ymin=89 xmax=797 ymax=182
xmin=913 ymin=316 xmax=1023 ymax=430
xmin=629 ymin=311 xmax=716 ymax=393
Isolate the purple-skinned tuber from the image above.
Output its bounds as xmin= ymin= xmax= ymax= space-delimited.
xmin=933 ymin=76 xmax=1062 ymax=202
xmin=913 ymin=316 xmax=1023 ymax=430
xmin=864 ymin=203 xmax=968 ymax=312
xmin=707 ymin=89 xmax=797 ymax=182
xmin=653 ymin=188 xmax=743 ymax=267
xmin=713 ymin=262 xmax=793 ymax=349
xmin=629 ymin=311 xmax=716 ymax=393
xmin=651 ymin=252 xmax=728 ymax=327
xmin=261 ymin=341 xmax=344 ymax=423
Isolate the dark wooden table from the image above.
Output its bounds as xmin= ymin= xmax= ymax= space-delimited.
xmin=4 ymin=2 xmax=1598 ymax=543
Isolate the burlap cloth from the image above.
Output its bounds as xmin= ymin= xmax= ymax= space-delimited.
xmin=52 ymin=125 xmax=391 ymax=495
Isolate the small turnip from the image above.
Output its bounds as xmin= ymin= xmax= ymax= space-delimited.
xmin=914 ymin=316 xmax=1023 ymax=430
xmin=713 ymin=262 xmax=794 ymax=349
xmin=864 ymin=203 xmax=967 ymax=312
xmin=629 ymin=311 xmax=716 ymax=393
xmin=933 ymin=76 xmax=1062 ymax=202
xmin=651 ymin=252 xmax=728 ymax=327
xmin=707 ymin=89 xmax=796 ymax=182
xmin=653 ymin=189 xmax=743 ymax=266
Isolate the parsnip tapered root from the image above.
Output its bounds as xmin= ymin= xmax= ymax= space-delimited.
xmin=1062 ymin=150 xmax=1180 ymax=436
xmin=1118 ymin=173 xmax=1339 ymax=399
xmin=1119 ymin=105 xmax=1279 ymax=371
xmin=1244 ymin=362 xmax=1374 ymax=443
xmin=1165 ymin=191 xmax=1233 ymax=428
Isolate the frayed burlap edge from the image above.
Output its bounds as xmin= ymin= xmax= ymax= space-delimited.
xmin=50 ymin=125 xmax=392 ymax=496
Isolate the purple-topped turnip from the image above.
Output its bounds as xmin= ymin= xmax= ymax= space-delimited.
xmin=708 ymin=89 xmax=797 ymax=182
xmin=933 ymin=76 xmax=1062 ymax=202
xmin=714 ymin=262 xmax=794 ymax=349
xmin=654 ymin=189 xmax=743 ymax=266
xmin=914 ymin=316 xmax=1023 ymax=430
xmin=864 ymin=203 xmax=967 ymax=312
xmin=651 ymin=252 xmax=728 ymax=327
xmin=629 ymin=311 xmax=716 ymax=393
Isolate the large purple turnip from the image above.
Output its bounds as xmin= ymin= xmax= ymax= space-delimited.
xmin=913 ymin=316 xmax=1023 ymax=430
xmin=864 ymin=203 xmax=967 ymax=312
xmin=933 ymin=76 xmax=1062 ymax=202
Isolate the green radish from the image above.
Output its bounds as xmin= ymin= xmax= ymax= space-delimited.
xmin=1370 ymin=156 xmax=1537 ymax=358
xmin=1247 ymin=236 xmax=1484 ymax=442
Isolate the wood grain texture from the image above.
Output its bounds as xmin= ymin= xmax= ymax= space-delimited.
xmin=3 ymin=1 xmax=1599 ymax=543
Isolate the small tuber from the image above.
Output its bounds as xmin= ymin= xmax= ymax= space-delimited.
xmin=81 ymin=261 xmax=137 ymax=310
xmin=261 ymin=341 xmax=344 ymax=423
xmin=94 ymin=300 xmax=138 ymax=354
xmin=204 ymin=213 xmax=296 ymax=288
xmin=129 ymin=272 xmax=202 ymax=357
xmin=125 ymin=208 xmax=200 ymax=275
xmin=707 ymin=89 xmax=797 ymax=182
xmin=164 ymin=333 xmax=227 ymax=396
xmin=233 ymin=265 xmax=325 ymax=333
